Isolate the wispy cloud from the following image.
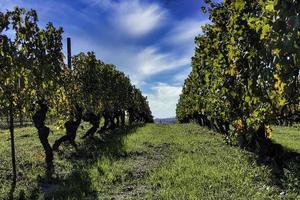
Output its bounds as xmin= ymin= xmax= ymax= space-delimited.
xmin=87 ymin=0 xmax=167 ymax=37
xmin=173 ymin=67 xmax=192 ymax=84
xmin=136 ymin=46 xmax=190 ymax=77
xmin=164 ymin=19 xmax=209 ymax=46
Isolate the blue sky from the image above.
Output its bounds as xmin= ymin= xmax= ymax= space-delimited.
xmin=1 ymin=0 xmax=209 ymax=118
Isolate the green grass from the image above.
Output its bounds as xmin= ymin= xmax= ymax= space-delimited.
xmin=0 ymin=123 xmax=299 ymax=199
xmin=272 ymin=125 xmax=300 ymax=153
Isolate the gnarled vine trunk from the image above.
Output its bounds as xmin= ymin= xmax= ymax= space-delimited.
xmin=82 ymin=112 xmax=100 ymax=138
xmin=109 ymin=115 xmax=116 ymax=129
xmin=121 ymin=111 xmax=125 ymax=127
xmin=53 ymin=106 xmax=83 ymax=151
xmin=116 ymin=114 xmax=120 ymax=127
xmin=32 ymin=100 xmax=53 ymax=172
xmin=128 ymin=108 xmax=134 ymax=125
xmin=102 ymin=112 xmax=109 ymax=131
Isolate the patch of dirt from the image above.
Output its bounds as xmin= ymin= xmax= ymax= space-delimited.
xmin=110 ymin=143 xmax=173 ymax=199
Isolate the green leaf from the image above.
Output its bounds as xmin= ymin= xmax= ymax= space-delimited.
xmin=234 ymin=0 xmax=245 ymax=11
xmin=245 ymin=96 xmax=251 ymax=103
xmin=265 ymin=2 xmax=275 ymax=12
xmin=261 ymin=24 xmax=271 ymax=39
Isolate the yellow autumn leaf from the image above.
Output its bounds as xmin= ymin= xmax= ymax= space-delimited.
xmin=265 ymin=125 xmax=272 ymax=139
xmin=234 ymin=0 xmax=245 ymax=11
xmin=228 ymin=67 xmax=238 ymax=76
xmin=265 ymin=2 xmax=274 ymax=12
xmin=272 ymin=48 xmax=280 ymax=56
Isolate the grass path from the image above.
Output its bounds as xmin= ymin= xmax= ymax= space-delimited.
xmin=0 ymin=123 xmax=299 ymax=199
xmin=272 ymin=125 xmax=300 ymax=153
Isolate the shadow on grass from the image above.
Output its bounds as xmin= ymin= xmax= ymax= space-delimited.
xmin=29 ymin=124 xmax=145 ymax=200
xmin=8 ymin=179 xmax=16 ymax=200
xmin=249 ymin=140 xmax=300 ymax=193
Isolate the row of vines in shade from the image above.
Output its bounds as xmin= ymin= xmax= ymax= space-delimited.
xmin=176 ymin=0 xmax=300 ymax=147
xmin=0 ymin=8 xmax=153 ymax=176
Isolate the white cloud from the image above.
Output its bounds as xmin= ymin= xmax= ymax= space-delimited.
xmin=165 ymin=19 xmax=209 ymax=46
xmin=136 ymin=46 xmax=190 ymax=77
xmin=173 ymin=67 xmax=191 ymax=84
xmin=88 ymin=0 xmax=167 ymax=37
xmin=115 ymin=2 xmax=166 ymax=37
xmin=146 ymin=83 xmax=182 ymax=118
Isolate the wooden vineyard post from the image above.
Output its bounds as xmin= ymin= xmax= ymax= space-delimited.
xmin=67 ymin=37 xmax=72 ymax=70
